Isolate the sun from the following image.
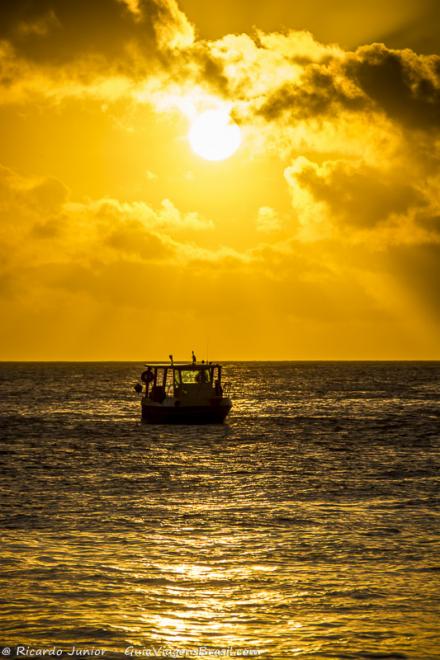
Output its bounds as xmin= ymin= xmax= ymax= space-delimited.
xmin=189 ymin=109 xmax=241 ymax=161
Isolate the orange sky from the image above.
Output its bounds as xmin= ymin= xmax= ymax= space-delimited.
xmin=0 ymin=0 xmax=439 ymax=360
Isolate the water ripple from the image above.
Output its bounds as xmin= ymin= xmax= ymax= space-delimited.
xmin=0 ymin=362 xmax=439 ymax=658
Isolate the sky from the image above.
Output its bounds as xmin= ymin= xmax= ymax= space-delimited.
xmin=0 ymin=0 xmax=439 ymax=360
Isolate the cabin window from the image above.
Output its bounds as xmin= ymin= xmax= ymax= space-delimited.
xmin=179 ymin=369 xmax=211 ymax=384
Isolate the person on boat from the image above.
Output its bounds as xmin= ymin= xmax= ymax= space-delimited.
xmin=141 ymin=367 xmax=154 ymax=388
xmin=195 ymin=370 xmax=208 ymax=383
xmin=214 ymin=379 xmax=223 ymax=396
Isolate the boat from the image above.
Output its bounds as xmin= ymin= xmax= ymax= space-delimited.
xmin=134 ymin=354 xmax=232 ymax=424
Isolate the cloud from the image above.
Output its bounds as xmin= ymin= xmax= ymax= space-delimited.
xmin=0 ymin=164 xmax=244 ymax=304
xmin=284 ymin=156 xmax=440 ymax=244
xmin=256 ymin=206 xmax=281 ymax=232
xmin=345 ymin=43 xmax=440 ymax=129
xmin=243 ymin=36 xmax=440 ymax=134
xmin=0 ymin=0 xmax=193 ymax=61
xmin=0 ymin=0 xmax=196 ymax=106
xmin=257 ymin=64 xmax=365 ymax=122
xmin=0 ymin=164 xmax=69 ymax=238
xmin=67 ymin=197 xmax=214 ymax=234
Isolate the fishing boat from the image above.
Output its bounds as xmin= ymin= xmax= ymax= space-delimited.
xmin=134 ymin=354 xmax=232 ymax=424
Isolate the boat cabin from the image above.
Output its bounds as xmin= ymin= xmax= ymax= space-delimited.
xmin=141 ymin=362 xmax=224 ymax=403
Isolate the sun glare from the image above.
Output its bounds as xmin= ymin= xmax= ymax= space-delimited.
xmin=189 ymin=109 xmax=241 ymax=161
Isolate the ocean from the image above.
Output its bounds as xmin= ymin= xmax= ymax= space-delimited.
xmin=0 ymin=362 xmax=439 ymax=659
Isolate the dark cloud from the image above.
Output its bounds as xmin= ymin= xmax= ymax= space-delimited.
xmin=162 ymin=42 xmax=230 ymax=95
xmin=287 ymin=159 xmax=427 ymax=229
xmin=241 ymin=39 xmax=440 ymax=132
xmin=0 ymin=0 xmax=191 ymax=66
xmin=0 ymin=0 xmax=146 ymax=62
xmin=194 ymin=48 xmax=230 ymax=95
xmin=285 ymin=159 xmax=433 ymax=236
xmin=346 ymin=44 xmax=440 ymax=129
xmin=259 ymin=65 xmax=365 ymax=121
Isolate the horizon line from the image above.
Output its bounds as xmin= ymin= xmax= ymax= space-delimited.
xmin=1 ymin=358 xmax=440 ymax=363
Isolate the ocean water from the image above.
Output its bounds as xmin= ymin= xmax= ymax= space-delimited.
xmin=0 ymin=362 xmax=439 ymax=660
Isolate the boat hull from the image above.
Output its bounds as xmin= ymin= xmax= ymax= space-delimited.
xmin=142 ymin=399 xmax=231 ymax=424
